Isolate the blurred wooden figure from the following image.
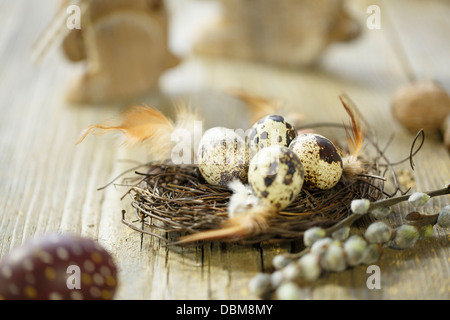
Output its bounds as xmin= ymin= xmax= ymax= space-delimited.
xmin=194 ymin=0 xmax=360 ymax=67
xmin=37 ymin=0 xmax=179 ymax=103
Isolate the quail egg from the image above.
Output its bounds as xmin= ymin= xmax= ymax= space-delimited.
xmin=248 ymin=145 xmax=304 ymax=210
xmin=248 ymin=115 xmax=297 ymax=158
xmin=197 ymin=127 xmax=249 ymax=186
xmin=289 ymin=133 xmax=343 ymax=190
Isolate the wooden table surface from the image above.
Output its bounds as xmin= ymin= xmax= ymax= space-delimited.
xmin=0 ymin=0 xmax=449 ymax=300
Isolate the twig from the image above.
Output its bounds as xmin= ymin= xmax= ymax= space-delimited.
xmin=369 ymin=185 xmax=449 ymax=210
xmin=327 ymin=185 xmax=450 ymax=235
xmin=97 ymin=161 xmax=154 ymax=190
xmin=282 ymin=184 xmax=449 ymax=259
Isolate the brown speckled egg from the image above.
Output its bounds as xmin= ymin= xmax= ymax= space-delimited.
xmin=289 ymin=133 xmax=343 ymax=190
xmin=0 ymin=233 xmax=118 ymax=300
xmin=248 ymin=115 xmax=297 ymax=159
xmin=248 ymin=145 xmax=304 ymax=210
xmin=197 ymin=127 xmax=249 ymax=186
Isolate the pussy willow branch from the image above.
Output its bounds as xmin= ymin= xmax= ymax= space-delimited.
xmin=283 ymin=184 xmax=450 ymax=259
xmin=327 ymin=184 xmax=450 ymax=236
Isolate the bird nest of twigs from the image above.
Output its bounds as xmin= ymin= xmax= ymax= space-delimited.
xmin=83 ymin=94 xmax=423 ymax=246
xmin=116 ymin=117 xmax=426 ymax=245
xmin=120 ymin=160 xmax=383 ymax=245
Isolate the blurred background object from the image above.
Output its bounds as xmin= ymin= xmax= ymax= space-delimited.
xmin=442 ymin=114 xmax=450 ymax=151
xmin=34 ymin=0 xmax=360 ymax=104
xmin=37 ymin=0 xmax=179 ymax=103
xmin=193 ymin=0 xmax=360 ymax=67
xmin=391 ymin=80 xmax=450 ymax=135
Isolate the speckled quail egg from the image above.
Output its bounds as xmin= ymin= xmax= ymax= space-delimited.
xmin=289 ymin=133 xmax=343 ymax=190
xmin=248 ymin=115 xmax=298 ymax=159
xmin=197 ymin=127 xmax=249 ymax=186
xmin=248 ymin=145 xmax=304 ymax=210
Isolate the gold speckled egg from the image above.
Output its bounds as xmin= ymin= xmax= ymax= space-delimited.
xmin=197 ymin=127 xmax=249 ymax=186
xmin=248 ymin=145 xmax=304 ymax=210
xmin=289 ymin=133 xmax=343 ymax=190
xmin=248 ymin=115 xmax=297 ymax=159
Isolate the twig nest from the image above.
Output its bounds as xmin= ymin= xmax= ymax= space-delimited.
xmin=391 ymin=81 xmax=450 ymax=133
xmin=289 ymin=133 xmax=343 ymax=190
xmin=248 ymin=115 xmax=298 ymax=158
xmin=248 ymin=145 xmax=304 ymax=210
xmin=197 ymin=127 xmax=249 ymax=186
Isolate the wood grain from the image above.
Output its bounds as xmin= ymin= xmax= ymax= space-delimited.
xmin=0 ymin=0 xmax=448 ymax=300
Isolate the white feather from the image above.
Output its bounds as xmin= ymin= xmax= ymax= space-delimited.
xmin=227 ymin=179 xmax=260 ymax=218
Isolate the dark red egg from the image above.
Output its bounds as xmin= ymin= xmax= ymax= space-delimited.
xmin=0 ymin=233 xmax=118 ymax=300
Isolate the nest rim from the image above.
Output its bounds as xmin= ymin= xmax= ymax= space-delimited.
xmin=121 ymin=158 xmax=384 ymax=245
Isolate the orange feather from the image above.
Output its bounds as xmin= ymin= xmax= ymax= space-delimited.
xmin=76 ymin=103 xmax=201 ymax=161
xmin=76 ymin=104 xmax=173 ymax=145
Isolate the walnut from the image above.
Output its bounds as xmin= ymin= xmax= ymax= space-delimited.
xmin=391 ymin=81 xmax=450 ymax=134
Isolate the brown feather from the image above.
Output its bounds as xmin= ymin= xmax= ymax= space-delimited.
xmin=339 ymin=95 xmax=369 ymax=181
xmin=176 ymin=205 xmax=276 ymax=244
xmin=339 ymin=95 xmax=366 ymax=157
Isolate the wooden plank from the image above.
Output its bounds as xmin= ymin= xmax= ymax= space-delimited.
xmin=0 ymin=0 xmax=449 ymax=301
xmin=382 ymin=0 xmax=450 ymax=88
